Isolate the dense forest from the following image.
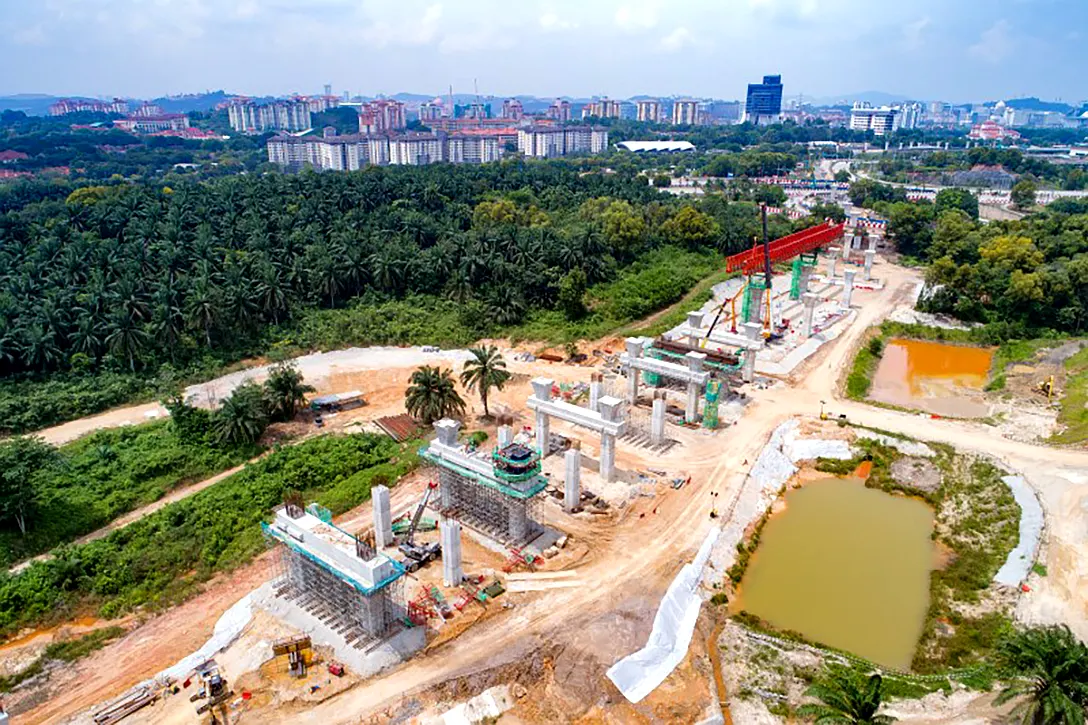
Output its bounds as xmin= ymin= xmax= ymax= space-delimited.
xmin=852 ymin=179 xmax=1088 ymax=336
xmin=0 ymin=160 xmax=808 ymax=432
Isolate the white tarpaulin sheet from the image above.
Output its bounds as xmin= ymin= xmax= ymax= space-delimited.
xmin=606 ymin=528 xmax=719 ymax=703
xmin=994 ymin=475 xmax=1044 ymax=587
xmin=158 ymin=593 xmax=254 ymax=682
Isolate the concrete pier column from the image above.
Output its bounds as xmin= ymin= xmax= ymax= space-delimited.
xmin=746 ymin=285 xmax=766 ymax=324
xmin=624 ymin=338 xmax=645 ymax=404
xmin=434 ymin=418 xmax=461 ymax=446
xmin=530 ymin=377 xmax=553 ymax=456
xmin=508 ymin=502 xmax=528 ymax=544
xmin=842 ymin=269 xmax=856 ymax=309
xmin=826 ymin=247 xmax=840 ymax=278
xmin=842 ymin=237 xmax=852 ymax=262
xmin=440 ymin=518 xmax=463 ymax=586
xmin=497 ymin=424 xmax=512 ymax=448
xmin=438 ymin=468 xmax=454 ymax=510
xmin=564 ymin=445 xmax=581 ymax=513
xmin=741 ymin=322 xmax=762 ymax=383
xmin=685 ymin=351 xmax=707 ymax=424
xmin=863 ymin=250 xmax=876 ymax=281
xmin=651 ymin=392 xmax=666 ymax=446
xmin=372 ymin=485 xmax=393 ymax=549
xmin=801 ymin=293 xmax=819 ymax=339
xmin=597 ymin=396 xmax=623 ymax=482
xmin=867 ymin=236 xmax=877 ymax=252
xmin=686 ymin=311 xmax=704 ymax=347
xmin=589 ymin=373 xmax=602 ymax=413
xmin=799 ymin=265 xmax=813 ymax=295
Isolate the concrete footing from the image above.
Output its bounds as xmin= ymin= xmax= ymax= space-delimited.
xmin=564 ymin=446 xmax=581 ymax=513
xmin=440 ymin=518 xmax=463 ymax=587
xmin=372 ymin=485 xmax=393 ymax=549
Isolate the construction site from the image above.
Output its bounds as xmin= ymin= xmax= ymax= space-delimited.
xmin=7 ymin=213 xmax=1087 ymax=725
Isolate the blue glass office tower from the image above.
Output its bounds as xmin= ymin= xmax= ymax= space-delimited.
xmin=745 ymin=75 xmax=783 ymax=125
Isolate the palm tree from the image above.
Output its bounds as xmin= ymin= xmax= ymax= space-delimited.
xmin=798 ymin=668 xmax=896 ymax=725
xmin=994 ymin=625 xmax=1088 ymax=725
xmin=263 ymin=362 xmax=315 ymax=422
xmin=405 ymin=366 xmax=465 ymax=425
xmin=211 ymin=381 xmax=269 ymax=446
xmin=459 ymin=346 xmax=512 ymax=419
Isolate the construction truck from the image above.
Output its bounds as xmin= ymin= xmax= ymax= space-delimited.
xmin=398 ymin=481 xmax=441 ymax=572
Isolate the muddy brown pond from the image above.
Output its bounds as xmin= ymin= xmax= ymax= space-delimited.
xmin=869 ymin=338 xmax=995 ymax=418
xmin=735 ymin=478 xmax=935 ymax=670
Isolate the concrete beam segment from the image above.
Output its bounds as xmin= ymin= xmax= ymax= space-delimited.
xmin=863 ymin=250 xmax=876 ymax=281
xmin=435 ymin=418 xmax=461 ymax=447
xmin=651 ymin=394 xmax=666 ymax=445
xmin=842 ymin=269 xmax=856 ymax=309
xmin=621 ymin=354 xmax=710 ymax=387
xmin=525 ymin=396 xmax=626 ymax=437
xmin=801 ymin=292 xmax=819 ymax=339
xmin=372 ymin=485 xmax=393 ymax=549
xmin=564 ymin=447 xmax=581 ymax=513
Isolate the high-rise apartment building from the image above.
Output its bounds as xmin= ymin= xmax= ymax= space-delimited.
xmin=849 ymin=102 xmax=900 ymax=136
xmin=546 ymin=99 xmax=571 ymax=123
xmin=419 ymin=102 xmax=444 ymax=122
xmin=637 ymin=100 xmax=662 ymax=123
xmin=501 ymin=99 xmax=524 ymax=121
xmin=744 ymin=75 xmax=784 ymax=125
xmin=517 ymin=126 xmax=608 ymax=158
xmin=49 ymin=98 xmax=130 ymax=116
xmin=582 ymin=98 xmax=622 ymax=119
xmin=671 ymin=99 xmax=699 ymax=125
xmin=227 ymin=100 xmax=312 ymax=133
xmin=267 ymin=128 xmax=518 ymax=171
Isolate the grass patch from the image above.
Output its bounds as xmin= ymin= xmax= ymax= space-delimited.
xmin=0 ymin=420 xmax=260 ymax=569
xmin=1050 ymin=346 xmax=1088 ymax=445
xmin=0 ymin=433 xmax=416 ymax=637
xmin=845 ymin=332 xmax=882 ymax=400
xmin=624 ymin=268 xmax=736 ymax=338
xmin=1032 ymin=562 xmax=1048 ymax=577
xmin=0 ymin=625 xmax=125 ymax=692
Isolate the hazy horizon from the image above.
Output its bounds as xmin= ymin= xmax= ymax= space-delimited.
xmin=1 ymin=0 xmax=1085 ymax=104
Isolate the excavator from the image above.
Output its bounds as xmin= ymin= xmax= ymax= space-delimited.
xmin=398 ymin=481 xmax=441 ymax=572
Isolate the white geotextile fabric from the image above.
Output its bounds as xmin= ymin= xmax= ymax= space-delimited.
xmin=606 ymin=528 xmax=719 ymax=703
xmin=158 ymin=593 xmax=254 ymax=682
xmin=784 ymin=437 xmax=853 ymax=463
xmin=994 ymin=475 xmax=1045 ymax=587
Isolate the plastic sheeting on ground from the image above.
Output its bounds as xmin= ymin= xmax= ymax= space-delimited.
xmin=158 ymin=592 xmax=254 ymax=682
xmin=855 ymin=431 xmax=935 ymax=458
xmin=994 ymin=475 xmax=1045 ymax=587
xmin=606 ymin=528 xmax=719 ymax=703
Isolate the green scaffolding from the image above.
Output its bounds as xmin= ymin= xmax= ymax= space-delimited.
xmin=702 ymin=379 xmax=723 ymax=429
xmin=789 ymin=252 xmax=820 ymax=301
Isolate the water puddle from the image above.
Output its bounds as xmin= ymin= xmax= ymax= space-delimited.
xmin=869 ymin=338 xmax=994 ymax=418
xmin=735 ymin=478 xmax=934 ymax=670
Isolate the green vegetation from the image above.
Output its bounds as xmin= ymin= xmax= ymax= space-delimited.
xmin=1032 ymin=562 xmax=1049 ymax=577
xmin=405 ymin=366 xmax=466 ymax=425
xmin=846 ymin=336 xmax=881 ymax=400
xmin=798 ymin=668 xmax=896 ymax=724
xmin=0 ymin=421 xmax=258 ymax=568
xmin=0 ymin=433 xmax=412 ymax=635
xmin=0 ymin=625 xmax=126 ymax=692
xmin=459 ymin=346 xmax=511 ymax=419
xmin=1052 ymin=346 xmax=1088 ymax=445
xmin=0 ymin=372 xmax=156 ymax=436
xmin=993 ymin=625 xmax=1088 ymax=725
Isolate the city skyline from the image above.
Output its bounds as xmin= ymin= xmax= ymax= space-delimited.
xmin=1 ymin=0 xmax=1085 ymax=104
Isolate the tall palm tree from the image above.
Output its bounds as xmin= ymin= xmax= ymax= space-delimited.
xmin=994 ymin=625 xmax=1088 ymax=725
xmin=459 ymin=346 xmax=512 ymax=419
xmin=405 ymin=366 xmax=465 ymax=425
xmin=798 ymin=668 xmax=896 ymax=725
xmin=263 ymin=362 xmax=315 ymax=422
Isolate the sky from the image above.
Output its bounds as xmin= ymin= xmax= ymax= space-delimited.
xmin=1 ymin=0 xmax=1085 ymax=104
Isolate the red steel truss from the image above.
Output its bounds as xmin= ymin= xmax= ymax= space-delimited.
xmin=725 ymin=221 xmax=845 ymax=275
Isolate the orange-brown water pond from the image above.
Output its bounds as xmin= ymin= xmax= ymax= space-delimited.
xmin=869 ymin=338 xmax=995 ymax=418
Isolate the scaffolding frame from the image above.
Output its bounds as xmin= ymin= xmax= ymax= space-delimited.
xmin=431 ymin=465 xmax=544 ymax=546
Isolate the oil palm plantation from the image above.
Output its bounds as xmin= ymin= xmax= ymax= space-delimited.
xmin=798 ymin=668 xmax=896 ymax=724
xmin=459 ymin=346 xmax=512 ymax=419
xmin=211 ymin=381 xmax=269 ymax=446
xmin=405 ymin=366 xmax=466 ymax=424
xmin=994 ymin=624 xmax=1088 ymax=725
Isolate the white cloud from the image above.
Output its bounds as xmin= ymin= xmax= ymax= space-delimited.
xmin=902 ymin=15 xmax=930 ymax=50
xmin=615 ymin=0 xmax=662 ymax=31
xmin=539 ymin=11 xmax=577 ymax=32
xmin=658 ymin=26 xmax=695 ymax=53
xmin=361 ymin=4 xmax=442 ymax=48
xmin=968 ymin=19 xmax=1013 ymax=63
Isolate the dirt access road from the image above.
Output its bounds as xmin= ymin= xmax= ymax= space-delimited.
xmin=22 ymin=258 xmax=1088 ymax=724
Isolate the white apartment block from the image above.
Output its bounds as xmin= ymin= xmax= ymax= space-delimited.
xmin=637 ymin=100 xmax=662 ymax=123
xmin=671 ymin=99 xmax=699 ymax=125
xmin=516 ymin=126 xmax=608 ymax=158
xmin=228 ymin=100 xmax=311 ymax=133
xmin=850 ymin=102 xmax=900 ymax=136
xmin=268 ymin=130 xmax=515 ymax=171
